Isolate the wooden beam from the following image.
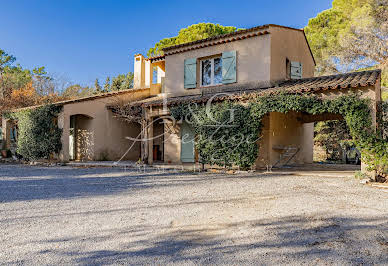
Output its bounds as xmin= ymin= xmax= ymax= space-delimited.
xmin=298 ymin=113 xmax=343 ymax=123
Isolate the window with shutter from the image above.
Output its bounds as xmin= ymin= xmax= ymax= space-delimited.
xmin=184 ymin=58 xmax=197 ymax=89
xmin=290 ymin=61 xmax=303 ymax=79
xmin=222 ymin=51 xmax=236 ymax=84
xmin=200 ymin=57 xmax=222 ymax=87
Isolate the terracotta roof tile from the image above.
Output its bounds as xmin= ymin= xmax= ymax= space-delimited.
xmin=136 ymin=70 xmax=381 ymax=107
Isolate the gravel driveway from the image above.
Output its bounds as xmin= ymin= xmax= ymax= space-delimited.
xmin=0 ymin=165 xmax=387 ymax=265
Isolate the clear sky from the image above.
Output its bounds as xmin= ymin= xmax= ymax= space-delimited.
xmin=1 ymin=0 xmax=332 ymax=87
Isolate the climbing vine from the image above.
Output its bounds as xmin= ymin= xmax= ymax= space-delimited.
xmin=7 ymin=104 xmax=63 ymax=161
xmin=171 ymin=93 xmax=388 ymax=176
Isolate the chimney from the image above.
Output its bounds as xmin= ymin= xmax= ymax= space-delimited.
xmin=133 ymin=54 xmax=145 ymax=89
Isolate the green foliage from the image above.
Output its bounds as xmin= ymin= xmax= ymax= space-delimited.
xmin=382 ymin=88 xmax=388 ymax=102
xmin=102 ymin=73 xmax=133 ymax=93
xmin=147 ymin=23 xmax=239 ymax=57
xmin=111 ymin=72 xmax=134 ymax=91
xmin=354 ymin=170 xmax=370 ymax=180
xmin=305 ymin=0 xmax=387 ymax=75
xmin=62 ymin=84 xmax=94 ymax=98
xmin=304 ymin=0 xmax=387 ymax=92
xmin=0 ymin=49 xmax=16 ymax=72
xmin=379 ymin=101 xmax=388 ymax=140
xmin=172 ymin=102 xmax=261 ymax=169
xmin=94 ymin=78 xmax=102 ymax=93
xmin=171 ymin=93 xmax=388 ymax=174
xmin=11 ymin=105 xmax=62 ymax=161
xmin=314 ymin=120 xmax=351 ymax=161
xmin=104 ymin=77 xmax=111 ymax=92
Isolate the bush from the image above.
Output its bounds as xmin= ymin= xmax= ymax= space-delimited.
xmin=11 ymin=105 xmax=62 ymax=161
xmin=172 ymin=101 xmax=261 ymax=170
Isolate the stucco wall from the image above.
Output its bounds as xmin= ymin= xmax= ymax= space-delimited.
xmin=58 ymin=90 xmax=149 ymax=162
xmin=164 ymin=34 xmax=271 ymax=97
xmin=254 ymin=112 xmax=314 ymax=169
xmin=163 ymin=120 xmax=181 ymax=164
xmin=270 ymin=26 xmax=315 ymax=81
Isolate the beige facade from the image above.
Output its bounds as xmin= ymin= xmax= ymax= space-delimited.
xmin=141 ymin=25 xmax=319 ymax=166
xmin=269 ymin=26 xmax=315 ymax=81
xmin=165 ymin=34 xmax=271 ymax=96
xmin=57 ymin=89 xmax=150 ymax=162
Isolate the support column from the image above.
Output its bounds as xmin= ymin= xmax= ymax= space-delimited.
xmin=147 ymin=118 xmax=154 ymax=165
xmin=58 ymin=110 xmax=70 ymax=162
xmin=1 ymin=117 xmax=11 ymax=150
xmin=140 ymin=118 xmax=148 ymax=163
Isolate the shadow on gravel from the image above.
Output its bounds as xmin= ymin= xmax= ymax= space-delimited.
xmin=54 ymin=215 xmax=388 ymax=265
xmin=0 ymin=165 xmax=265 ymax=203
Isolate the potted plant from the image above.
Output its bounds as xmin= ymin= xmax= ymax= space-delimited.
xmin=1 ymin=141 xmax=7 ymax=158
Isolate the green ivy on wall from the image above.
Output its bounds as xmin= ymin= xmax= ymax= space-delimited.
xmin=171 ymin=93 xmax=388 ymax=175
xmin=8 ymin=105 xmax=63 ymax=161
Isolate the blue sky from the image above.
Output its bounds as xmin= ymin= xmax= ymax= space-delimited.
xmin=1 ymin=0 xmax=332 ymax=88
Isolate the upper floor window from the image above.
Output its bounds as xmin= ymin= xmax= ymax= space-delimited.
xmin=152 ymin=66 xmax=158 ymax=84
xmin=184 ymin=51 xmax=236 ymax=89
xmin=201 ymin=57 xmax=222 ymax=86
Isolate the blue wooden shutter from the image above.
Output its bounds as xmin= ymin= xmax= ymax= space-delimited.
xmin=222 ymin=51 xmax=236 ymax=84
xmin=291 ymin=61 xmax=303 ymax=79
xmin=184 ymin=58 xmax=197 ymax=89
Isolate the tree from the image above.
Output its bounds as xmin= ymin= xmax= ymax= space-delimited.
xmin=147 ymin=23 xmax=239 ymax=57
xmin=305 ymin=0 xmax=388 ymax=76
xmin=32 ymin=66 xmax=55 ymax=96
xmin=121 ymin=72 xmax=134 ymax=90
xmin=104 ymin=77 xmax=111 ymax=92
xmin=0 ymin=49 xmax=16 ymax=73
xmin=62 ymin=84 xmax=94 ymax=99
xmin=305 ymin=0 xmax=388 ymax=161
xmin=111 ymin=74 xmax=125 ymax=91
xmin=94 ymin=78 xmax=102 ymax=93
xmin=314 ymin=120 xmax=352 ymax=161
xmin=110 ymin=72 xmax=134 ymax=91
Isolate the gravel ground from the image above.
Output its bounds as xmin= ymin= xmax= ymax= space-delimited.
xmin=0 ymin=164 xmax=387 ymax=265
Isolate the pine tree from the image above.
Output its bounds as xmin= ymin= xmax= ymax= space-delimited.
xmin=103 ymin=77 xmax=110 ymax=92
xmin=121 ymin=72 xmax=134 ymax=90
xmin=94 ymin=78 xmax=102 ymax=93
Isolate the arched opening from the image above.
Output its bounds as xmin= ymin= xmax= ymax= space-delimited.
xmin=69 ymin=114 xmax=94 ymax=161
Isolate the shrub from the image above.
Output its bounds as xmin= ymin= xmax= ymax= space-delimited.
xmin=10 ymin=105 xmax=62 ymax=161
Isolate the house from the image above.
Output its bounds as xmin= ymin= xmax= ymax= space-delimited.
xmin=128 ymin=24 xmax=382 ymax=168
xmin=1 ymin=24 xmax=382 ymax=168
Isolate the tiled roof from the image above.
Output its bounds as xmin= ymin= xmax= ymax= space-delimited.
xmin=135 ymin=70 xmax=381 ymax=107
xmin=162 ymin=24 xmax=303 ymax=55
xmin=11 ymin=87 xmax=148 ymax=112
xmin=271 ymin=69 xmax=381 ymax=94
xmin=146 ymin=55 xmax=165 ymax=62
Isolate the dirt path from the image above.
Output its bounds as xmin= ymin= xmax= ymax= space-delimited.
xmin=0 ymin=165 xmax=387 ymax=265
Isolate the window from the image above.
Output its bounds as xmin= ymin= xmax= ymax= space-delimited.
xmin=152 ymin=66 xmax=158 ymax=84
xmin=201 ymin=57 xmax=222 ymax=86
